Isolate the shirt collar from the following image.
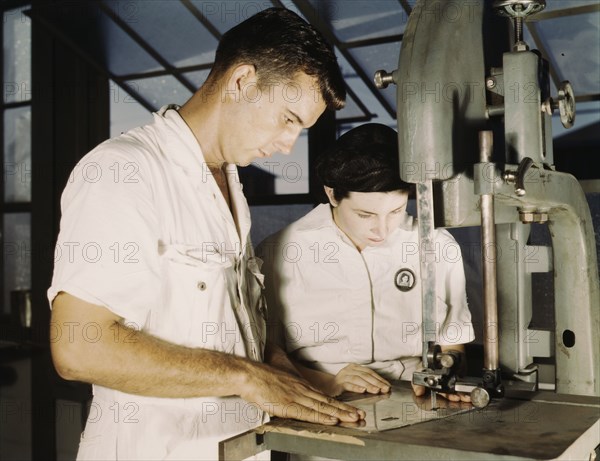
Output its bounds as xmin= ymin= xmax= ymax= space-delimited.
xmin=295 ymin=203 xmax=338 ymax=232
xmin=155 ymin=105 xmax=250 ymax=244
xmin=155 ymin=104 xmax=209 ymax=175
xmin=295 ymin=204 xmax=359 ymax=249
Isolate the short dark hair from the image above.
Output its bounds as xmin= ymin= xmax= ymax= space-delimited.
xmin=208 ymin=7 xmax=345 ymax=111
xmin=315 ymin=123 xmax=413 ymax=202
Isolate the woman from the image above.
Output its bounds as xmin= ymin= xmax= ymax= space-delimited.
xmin=257 ymin=123 xmax=474 ymax=403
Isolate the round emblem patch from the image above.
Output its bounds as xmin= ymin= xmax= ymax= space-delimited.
xmin=394 ymin=268 xmax=416 ymax=292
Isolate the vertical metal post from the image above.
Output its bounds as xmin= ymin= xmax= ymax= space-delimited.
xmin=479 ymin=131 xmax=500 ymax=372
xmin=416 ymin=180 xmax=437 ymax=367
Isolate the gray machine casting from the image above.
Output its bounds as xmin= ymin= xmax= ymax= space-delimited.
xmin=377 ymin=0 xmax=600 ymax=399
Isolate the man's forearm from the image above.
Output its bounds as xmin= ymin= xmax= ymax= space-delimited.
xmin=53 ymin=316 xmax=255 ymax=398
xmin=51 ymin=292 xmax=275 ymax=399
xmin=51 ymin=292 xmax=366 ymax=424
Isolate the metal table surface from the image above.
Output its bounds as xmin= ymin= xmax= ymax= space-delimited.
xmin=219 ymin=381 xmax=600 ymax=460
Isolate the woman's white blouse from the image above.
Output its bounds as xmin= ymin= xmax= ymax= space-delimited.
xmin=257 ymin=203 xmax=474 ymax=381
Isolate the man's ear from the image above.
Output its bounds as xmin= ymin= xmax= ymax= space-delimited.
xmin=224 ymin=64 xmax=257 ymax=101
xmin=324 ymin=186 xmax=337 ymax=207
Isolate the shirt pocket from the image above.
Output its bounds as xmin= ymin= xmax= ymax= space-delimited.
xmin=150 ymin=243 xmax=239 ymax=352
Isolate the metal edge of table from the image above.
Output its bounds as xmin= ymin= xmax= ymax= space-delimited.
xmin=219 ymin=388 xmax=600 ymax=461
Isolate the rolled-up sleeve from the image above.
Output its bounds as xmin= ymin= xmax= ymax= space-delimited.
xmin=48 ymin=146 xmax=161 ymax=328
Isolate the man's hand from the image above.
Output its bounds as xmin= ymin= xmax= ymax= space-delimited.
xmin=241 ymin=362 xmax=366 ymax=425
xmin=324 ymin=364 xmax=391 ymax=397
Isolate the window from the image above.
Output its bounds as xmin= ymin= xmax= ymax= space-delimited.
xmin=2 ymin=3 xmax=32 ymax=327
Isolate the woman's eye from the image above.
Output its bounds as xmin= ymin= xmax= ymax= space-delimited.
xmin=358 ymin=214 xmax=371 ymax=219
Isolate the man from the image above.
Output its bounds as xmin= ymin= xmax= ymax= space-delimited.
xmin=48 ymin=8 xmax=363 ymax=460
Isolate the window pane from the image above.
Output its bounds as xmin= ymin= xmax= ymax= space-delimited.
xmin=32 ymin=2 xmax=163 ymax=76
xmin=123 ymin=76 xmax=193 ymax=111
xmin=189 ymin=1 xmax=271 ymax=34
xmin=542 ymin=1 xmax=596 ymax=12
xmin=3 ymin=7 xmax=32 ymax=103
xmin=3 ymin=213 xmax=31 ymax=317
xmin=4 ymin=106 xmax=31 ymax=202
xmin=306 ymin=0 xmax=408 ymax=43
xmin=246 ymin=133 xmax=309 ymax=195
xmin=103 ymin=0 xmax=217 ymax=68
xmin=535 ymin=12 xmax=600 ymax=96
xmin=182 ymin=70 xmax=210 ymax=90
xmin=110 ymin=80 xmax=152 ymax=137
xmin=336 ymin=88 xmax=368 ymax=121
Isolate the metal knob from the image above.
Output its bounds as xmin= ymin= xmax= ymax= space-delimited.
xmin=470 ymin=387 xmax=491 ymax=409
xmin=493 ymin=0 xmax=546 ymax=18
xmin=374 ymin=69 xmax=396 ymax=89
xmin=493 ymin=0 xmax=546 ymax=46
xmin=555 ymin=81 xmax=576 ymax=129
xmin=439 ymin=353 xmax=456 ymax=369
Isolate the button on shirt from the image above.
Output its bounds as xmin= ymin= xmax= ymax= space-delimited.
xmin=48 ymin=105 xmax=267 ymax=460
xmin=257 ymin=204 xmax=474 ymax=382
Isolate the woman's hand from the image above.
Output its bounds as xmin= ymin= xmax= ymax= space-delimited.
xmin=323 ymin=364 xmax=391 ymax=397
